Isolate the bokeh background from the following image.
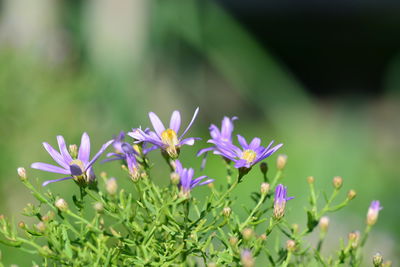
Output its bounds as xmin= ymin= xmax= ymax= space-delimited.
xmin=0 ymin=0 xmax=399 ymax=265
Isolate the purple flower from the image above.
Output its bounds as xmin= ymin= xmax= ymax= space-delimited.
xmin=197 ymin=116 xmax=238 ymax=157
xmin=367 ymin=200 xmax=383 ymax=226
xmin=31 ymin=133 xmax=113 ymax=186
xmin=128 ymin=108 xmax=200 ymax=159
xmin=210 ymin=135 xmax=282 ymax=169
xmin=174 ymin=159 xmax=213 ymax=197
xmin=273 ymin=184 xmax=293 ymax=219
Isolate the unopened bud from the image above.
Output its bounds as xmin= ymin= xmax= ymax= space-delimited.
xmin=372 ymin=252 xmax=383 ymax=267
xmin=35 ymin=222 xmax=46 ymax=232
xmin=367 ymin=201 xmax=382 ymax=226
xmin=242 ymin=228 xmax=254 ymax=240
xmin=55 ymin=198 xmax=68 ymax=212
xmin=94 ymin=202 xmax=104 ymax=213
xmin=260 ymin=162 xmax=268 ymax=175
xmin=68 ymin=144 xmax=78 ymax=159
xmin=333 ymin=176 xmax=343 ymax=189
xmin=347 ymin=190 xmax=357 ymax=200
xmin=319 ymin=216 xmax=329 ymax=232
xmin=207 ymin=182 xmax=214 ymax=189
xmin=170 ymin=172 xmax=180 ymax=185
xmin=18 ymin=221 xmax=26 ymax=229
xmin=259 ymin=234 xmax=267 ymax=240
xmin=348 ymin=231 xmax=360 ymax=248
xmin=100 ymin=172 xmax=108 ymax=180
xmin=286 ymin=239 xmax=296 ymax=251
xmin=291 ymin=224 xmax=299 ymax=234
xmin=260 ymin=182 xmax=270 ymax=195
xmin=229 ymin=236 xmax=238 ymax=246
xmin=276 ymin=154 xmax=287 ymax=170
xmin=17 ymin=167 xmax=27 ymax=181
xmin=241 ymin=250 xmax=255 ymax=267
xmin=223 ymin=207 xmax=232 ymax=217
xmin=307 ymin=176 xmax=315 ymax=184
xmin=106 ymin=178 xmax=118 ymax=195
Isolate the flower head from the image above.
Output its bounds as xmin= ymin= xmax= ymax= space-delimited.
xmin=211 ymin=134 xmax=282 ymax=170
xmin=367 ymin=200 xmax=383 ymax=226
xmin=174 ymin=159 xmax=213 ymax=197
xmin=273 ymin=184 xmax=293 ymax=219
xmin=128 ymin=108 xmax=200 ymax=159
xmin=31 ymin=133 xmax=113 ymax=186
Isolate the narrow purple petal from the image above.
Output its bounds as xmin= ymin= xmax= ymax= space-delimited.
xmin=70 ymin=164 xmax=83 ymax=176
xmin=198 ymin=179 xmax=214 ymax=186
xmin=87 ymin=139 xmax=114 ymax=169
xmin=169 ymin=110 xmax=181 ymax=133
xmin=249 ymin=138 xmax=261 ymax=150
xmin=142 ymin=145 xmax=158 ymax=154
xmin=42 ymin=142 xmax=69 ymax=169
xmin=31 ymin=162 xmax=70 ymax=175
xmin=237 ymin=135 xmax=249 ymax=149
xmin=197 ymin=147 xmax=214 ymax=157
xmin=209 ymin=124 xmax=221 ymax=139
xmin=78 ymin=132 xmax=91 ymax=164
xmin=234 ymin=159 xmax=248 ymax=168
xmin=149 ymin=112 xmax=166 ymax=137
xmin=42 ymin=176 xmax=73 ymax=186
xmin=179 ymin=107 xmax=199 ymax=140
xmin=179 ymin=137 xmax=200 ymax=146
xmin=190 ymin=175 xmax=208 ymax=188
xmin=57 ymin=135 xmax=73 ymax=163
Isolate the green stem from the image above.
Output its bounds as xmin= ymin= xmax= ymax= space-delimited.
xmin=239 ymin=193 xmax=267 ymax=231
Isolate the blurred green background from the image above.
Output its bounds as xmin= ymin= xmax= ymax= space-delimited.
xmin=0 ymin=0 xmax=399 ymax=265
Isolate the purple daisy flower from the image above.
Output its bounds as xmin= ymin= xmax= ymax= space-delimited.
xmin=273 ymin=184 xmax=293 ymax=219
xmin=174 ymin=159 xmax=214 ymax=197
xmin=197 ymin=116 xmax=238 ymax=157
xmin=31 ymin=133 xmax=113 ymax=186
xmin=128 ymin=108 xmax=200 ymax=159
xmin=210 ymin=135 xmax=282 ymax=169
xmin=367 ymin=200 xmax=383 ymax=226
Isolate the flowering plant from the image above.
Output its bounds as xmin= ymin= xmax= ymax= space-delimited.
xmin=0 ymin=109 xmax=389 ymax=266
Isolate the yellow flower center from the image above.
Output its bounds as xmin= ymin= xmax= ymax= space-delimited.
xmin=161 ymin=129 xmax=179 ymax=158
xmin=241 ymin=149 xmax=257 ymax=164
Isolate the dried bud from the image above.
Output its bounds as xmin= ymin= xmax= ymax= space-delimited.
xmin=333 ymin=176 xmax=343 ymax=189
xmin=260 ymin=162 xmax=268 ymax=175
xmin=170 ymin=172 xmax=180 ymax=185
xmin=35 ymin=222 xmax=46 ymax=232
xmin=94 ymin=202 xmax=104 ymax=213
xmin=55 ymin=198 xmax=68 ymax=212
xmin=347 ymin=190 xmax=357 ymax=200
xmin=307 ymin=176 xmax=315 ymax=184
xmin=241 ymin=250 xmax=255 ymax=267
xmin=17 ymin=167 xmax=27 ymax=181
xmin=18 ymin=221 xmax=26 ymax=229
xmin=68 ymin=144 xmax=78 ymax=159
xmin=372 ymin=252 xmax=383 ymax=267
xmin=260 ymin=182 xmax=270 ymax=196
xmin=276 ymin=154 xmax=287 ymax=170
xmin=229 ymin=236 xmax=238 ymax=246
xmin=286 ymin=239 xmax=296 ymax=251
xmin=223 ymin=207 xmax=232 ymax=217
xmin=106 ymin=178 xmax=118 ymax=195
xmin=319 ymin=216 xmax=329 ymax=232
xmin=242 ymin=228 xmax=254 ymax=240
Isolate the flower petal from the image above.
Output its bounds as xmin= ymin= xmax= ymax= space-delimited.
xmin=179 ymin=107 xmax=199 ymax=140
xmin=180 ymin=137 xmax=200 ymax=146
xmin=169 ymin=110 xmax=181 ymax=133
xmin=234 ymin=159 xmax=248 ymax=168
xmin=31 ymin=162 xmax=70 ymax=175
xmin=197 ymin=147 xmax=214 ymax=157
xmin=57 ymin=135 xmax=73 ymax=163
xmin=42 ymin=142 xmax=69 ymax=169
xmin=237 ymin=135 xmax=249 ymax=149
xmin=87 ymin=139 xmax=114 ymax=169
xmin=249 ymin=137 xmax=261 ymax=150
xmin=78 ymin=132 xmax=91 ymax=164
xmin=70 ymin=164 xmax=83 ymax=176
xmin=149 ymin=112 xmax=166 ymax=137
xmin=42 ymin=176 xmax=73 ymax=187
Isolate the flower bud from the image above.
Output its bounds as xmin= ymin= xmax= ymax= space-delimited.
xmin=259 ymin=234 xmax=267 ymax=241
xmin=17 ymin=167 xmax=27 ymax=181
xmin=55 ymin=198 xmax=68 ymax=212
xmin=242 ymin=228 xmax=254 ymax=240
xmin=291 ymin=224 xmax=299 ymax=234
xmin=170 ymin=172 xmax=180 ymax=185
xmin=241 ymin=250 xmax=255 ymax=267
xmin=367 ymin=201 xmax=382 ymax=226
xmin=223 ymin=207 xmax=232 ymax=217
xmin=319 ymin=216 xmax=329 ymax=232
xmin=106 ymin=178 xmax=118 ymax=195
xmin=348 ymin=231 xmax=360 ymax=248
xmin=68 ymin=144 xmax=78 ymax=159
xmin=276 ymin=154 xmax=287 ymax=170
xmin=260 ymin=162 xmax=268 ymax=175
xmin=35 ymin=221 xmax=46 ymax=232
xmin=207 ymin=182 xmax=214 ymax=189
xmin=307 ymin=176 xmax=315 ymax=184
xmin=18 ymin=221 xmax=26 ymax=229
xmin=382 ymin=260 xmax=392 ymax=267
xmin=347 ymin=190 xmax=357 ymax=200
xmin=372 ymin=252 xmax=383 ymax=267
xmin=260 ymin=183 xmax=270 ymax=195
xmin=286 ymin=240 xmax=296 ymax=251
xmin=100 ymin=171 xmax=108 ymax=180
xmin=229 ymin=236 xmax=238 ymax=246
xmin=94 ymin=202 xmax=104 ymax=213
xmin=333 ymin=176 xmax=343 ymax=189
